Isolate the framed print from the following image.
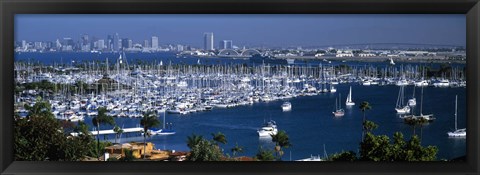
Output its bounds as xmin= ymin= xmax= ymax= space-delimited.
xmin=1 ymin=0 xmax=479 ymax=174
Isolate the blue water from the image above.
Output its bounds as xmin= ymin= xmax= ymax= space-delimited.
xmin=16 ymin=52 xmax=467 ymax=160
xmin=82 ymin=84 xmax=466 ymax=161
xmin=15 ymin=52 xmax=465 ymax=68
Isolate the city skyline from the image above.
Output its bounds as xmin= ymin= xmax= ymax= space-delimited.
xmin=15 ymin=14 xmax=466 ymax=48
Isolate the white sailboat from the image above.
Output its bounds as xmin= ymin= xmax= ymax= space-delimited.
xmin=345 ymin=86 xmax=355 ymax=106
xmin=448 ymin=95 xmax=466 ymax=137
xmin=402 ymin=86 xmax=435 ymax=122
xmin=395 ymin=86 xmax=411 ymax=114
xmin=333 ymin=94 xmax=345 ymax=117
xmin=408 ymin=86 xmax=416 ymax=107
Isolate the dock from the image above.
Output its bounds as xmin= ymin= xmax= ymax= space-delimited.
xmin=70 ymin=127 xmax=144 ymax=137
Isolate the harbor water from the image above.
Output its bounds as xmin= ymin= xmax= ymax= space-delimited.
xmin=15 ymin=52 xmax=467 ymax=161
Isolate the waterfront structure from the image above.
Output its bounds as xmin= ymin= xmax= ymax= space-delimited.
xmin=152 ymin=36 xmax=159 ymax=49
xmin=204 ymin=32 xmax=214 ymax=51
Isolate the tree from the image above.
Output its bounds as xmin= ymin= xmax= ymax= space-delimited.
xmin=119 ymin=149 xmax=135 ymax=161
xmin=363 ymin=120 xmax=378 ymax=133
xmin=328 ymin=121 xmax=438 ymax=162
xmin=24 ymin=96 xmax=54 ymax=119
xmin=113 ymin=125 xmax=124 ymax=144
xmin=271 ymin=130 xmax=292 ymax=160
xmin=91 ymin=107 xmax=115 ymax=160
xmin=328 ymin=151 xmax=357 ymax=161
xmin=359 ymin=101 xmax=372 ymax=141
xmin=188 ymin=139 xmax=223 ymax=161
xmin=212 ymin=132 xmax=227 ymax=145
xmin=187 ymin=134 xmax=204 ymax=149
xmin=140 ymin=111 xmax=160 ymax=159
xmin=14 ymin=100 xmax=91 ymax=161
xmin=231 ymin=143 xmax=244 ymax=157
xmin=255 ymin=147 xmax=275 ymax=161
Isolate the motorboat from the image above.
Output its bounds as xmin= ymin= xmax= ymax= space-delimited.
xmin=257 ymin=120 xmax=278 ymax=137
xmin=281 ymin=102 xmax=292 ymax=111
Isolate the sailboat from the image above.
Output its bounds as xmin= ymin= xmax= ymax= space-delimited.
xmin=395 ymin=86 xmax=411 ymax=114
xmin=402 ymin=86 xmax=435 ymax=122
xmin=448 ymin=95 xmax=466 ymax=137
xmin=408 ymin=86 xmax=416 ymax=107
xmin=149 ymin=111 xmax=176 ymax=135
xmin=333 ymin=94 xmax=345 ymax=117
xmin=345 ymin=86 xmax=355 ymax=106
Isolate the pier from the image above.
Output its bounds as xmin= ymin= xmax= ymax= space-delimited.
xmin=70 ymin=127 xmax=143 ymax=137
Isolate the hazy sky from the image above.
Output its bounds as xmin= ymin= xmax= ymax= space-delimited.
xmin=15 ymin=14 xmax=466 ymax=47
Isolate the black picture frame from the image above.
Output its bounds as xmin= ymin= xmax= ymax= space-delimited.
xmin=1 ymin=0 xmax=479 ymax=174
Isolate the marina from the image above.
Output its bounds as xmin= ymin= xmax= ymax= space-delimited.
xmin=14 ymin=52 xmax=466 ymax=160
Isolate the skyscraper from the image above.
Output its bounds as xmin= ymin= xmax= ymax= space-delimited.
xmin=151 ymin=36 xmax=159 ymax=49
xmin=107 ymin=35 xmax=113 ymax=51
xmin=220 ymin=40 xmax=233 ymax=50
xmin=144 ymin=40 xmax=150 ymax=48
xmin=97 ymin=39 xmax=105 ymax=50
xmin=121 ymin=38 xmax=129 ymax=49
xmin=113 ymin=33 xmax=120 ymax=52
xmin=203 ymin=32 xmax=214 ymax=51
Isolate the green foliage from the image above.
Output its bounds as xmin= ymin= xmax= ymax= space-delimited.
xmin=255 ymin=147 xmax=275 ymax=161
xmin=231 ymin=143 xmax=244 ymax=157
xmin=119 ymin=149 xmax=135 ymax=161
xmin=186 ymin=134 xmax=204 ymax=149
xmin=211 ymin=132 xmax=227 ymax=145
xmin=113 ymin=125 xmax=124 ymax=144
xmin=140 ymin=111 xmax=160 ymax=159
xmin=363 ymin=120 xmax=378 ymax=133
xmin=271 ymin=130 xmax=292 ymax=160
xmin=92 ymin=107 xmax=115 ymax=160
xmin=187 ymin=139 xmax=223 ymax=161
xmin=14 ymin=100 xmax=91 ymax=161
xmin=24 ymin=97 xmax=54 ymax=119
xmin=328 ymin=151 xmax=357 ymax=161
xmin=329 ymin=120 xmax=438 ymax=161
xmin=22 ymin=80 xmax=55 ymax=91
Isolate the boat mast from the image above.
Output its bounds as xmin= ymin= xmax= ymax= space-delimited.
xmin=455 ymin=95 xmax=458 ymax=130
xmin=420 ymin=86 xmax=424 ymax=115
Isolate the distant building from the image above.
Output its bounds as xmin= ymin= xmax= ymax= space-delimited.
xmin=203 ymin=32 xmax=214 ymax=51
xmin=97 ymin=39 xmax=105 ymax=50
xmin=128 ymin=39 xmax=133 ymax=49
xmin=177 ymin=45 xmax=184 ymax=52
xmin=107 ymin=35 xmax=114 ymax=51
xmin=151 ymin=36 xmax=159 ymax=49
xmin=219 ymin=40 xmax=233 ymax=50
xmin=121 ymin=38 xmax=129 ymax=49
xmin=113 ymin=33 xmax=120 ymax=52
xmin=144 ymin=40 xmax=150 ymax=48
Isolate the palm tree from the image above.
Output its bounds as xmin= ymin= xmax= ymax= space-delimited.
xmin=186 ymin=134 xmax=204 ymax=149
xmin=24 ymin=97 xmax=54 ymax=119
xmin=140 ymin=111 xmax=160 ymax=159
xmin=359 ymin=101 xmax=372 ymax=141
xmin=231 ymin=142 xmax=244 ymax=157
xmin=91 ymin=107 xmax=115 ymax=160
xmin=417 ymin=117 xmax=428 ymax=142
xmin=113 ymin=125 xmax=123 ymax=144
xmin=212 ymin=132 xmax=227 ymax=145
xmin=271 ymin=130 xmax=291 ymax=160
